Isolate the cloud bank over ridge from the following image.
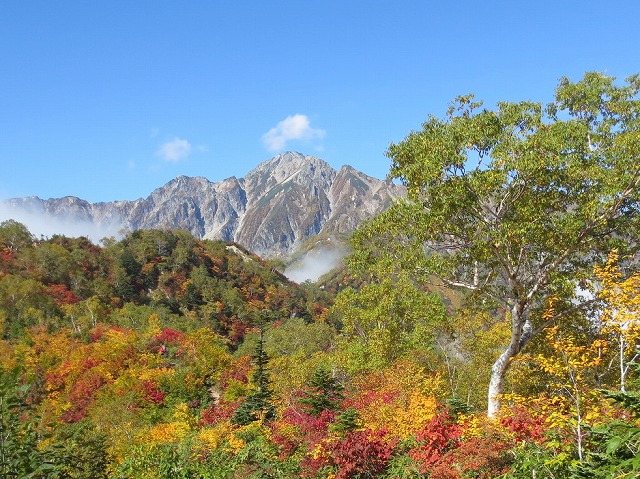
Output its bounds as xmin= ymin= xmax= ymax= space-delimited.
xmin=0 ymin=204 xmax=123 ymax=244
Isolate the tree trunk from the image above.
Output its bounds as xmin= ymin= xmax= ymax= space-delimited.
xmin=620 ymin=334 xmax=626 ymax=393
xmin=487 ymin=346 xmax=514 ymax=418
xmin=487 ymin=304 xmax=531 ymax=419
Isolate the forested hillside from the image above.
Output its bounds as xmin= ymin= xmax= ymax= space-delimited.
xmin=2 ymin=71 xmax=640 ymax=479
xmin=1 ymin=219 xmax=639 ymax=478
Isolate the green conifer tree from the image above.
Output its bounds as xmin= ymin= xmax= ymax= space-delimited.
xmin=231 ymin=329 xmax=276 ymax=425
xmin=299 ymin=367 xmax=344 ymax=416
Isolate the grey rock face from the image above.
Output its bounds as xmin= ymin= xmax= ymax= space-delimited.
xmin=1 ymin=152 xmax=405 ymax=258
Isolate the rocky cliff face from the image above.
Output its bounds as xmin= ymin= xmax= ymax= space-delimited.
xmin=2 ymin=152 xmax=405 ymax=258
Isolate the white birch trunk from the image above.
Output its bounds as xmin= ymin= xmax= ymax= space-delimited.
xmin=620 ymin=334 xmax=626 ymax=392
xmin=487 ymin=349 xmax=511 ymax=418
xmin=487 ymin=303 xmax=531 ymax=419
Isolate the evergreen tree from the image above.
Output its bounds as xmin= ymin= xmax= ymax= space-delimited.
xmin=114 ymin=249 xmax=142 ymax=302
xmin=330 ymin=408 xmax=362 ymax=436
xmin=299 ymin=366 xmax=344 ymax=416
xmin=231 ymin=330 xmax=276 ymax=425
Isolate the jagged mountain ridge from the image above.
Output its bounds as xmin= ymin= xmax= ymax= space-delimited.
xmin=4 ymin=152 xmax=405 ymax=258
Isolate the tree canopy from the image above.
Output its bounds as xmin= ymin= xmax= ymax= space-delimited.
xmin=351 ymin=72 xmax=640 ymax=417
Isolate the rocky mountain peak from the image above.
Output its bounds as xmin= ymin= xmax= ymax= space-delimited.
xmin=243 ymin=152 xmax=336 ymax=198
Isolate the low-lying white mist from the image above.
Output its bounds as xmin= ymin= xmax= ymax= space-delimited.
xmin=284 ymin=248 xmax=345 ymax=283
xmin=0 ymin=205 xmax=123 ymax=244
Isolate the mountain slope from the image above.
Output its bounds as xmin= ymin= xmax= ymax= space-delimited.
xmin=2 ymin=152 xmax=405 ymax=258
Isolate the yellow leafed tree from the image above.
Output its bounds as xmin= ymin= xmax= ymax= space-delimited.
xmin=509 ymin=300 xmax=609 ymax=462
xmin=354 ymin=359 xmax=444 ymax=438
xmin=594 ymin=250 xmax=640 ymax=392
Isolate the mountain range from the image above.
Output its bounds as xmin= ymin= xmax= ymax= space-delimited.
xmin=2 ymin=152 xmax=405 ymax=265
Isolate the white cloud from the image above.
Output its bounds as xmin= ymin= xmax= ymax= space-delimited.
xmin=157 ymin=138 xmax=192 ymax=162
xmin=262 ymin=114 xmax=326 ymax=151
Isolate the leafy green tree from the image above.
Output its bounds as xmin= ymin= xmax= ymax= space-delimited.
xmin=182 ymin=281 xmax=203 ymax=310
xmin=119 ymin=249 xmax=142 ymax=279
xmin=330 ymin=408 xmax=362 ymax=436
xmin=0 ymin=369 xmax=58 ymax=478
xmin=569 ymin=360 xmax=640 ymax=479
xmin=113 ymin=249 xmax=143 ymax=303
xmin=333 ymin=271 xmax=446 ymax=366
xmin=23 ymin=242 xmax=74 ymax=285
xmin=0 ymin=220 xmax=34 ymax=254
xmin=263 ymin=316 xmax=335 ymax=358
xmin=0 ymin=275 xmax=57 ymax=337
xmin=44 ymin=422 xmax=110 ymax=479
xmin=166 ymin=230 xmax=196 ymax=270
xmin=435 ymin=309 xmax=510 ymax=408
xmin=353 ymin=72 xmax=640 ymax=417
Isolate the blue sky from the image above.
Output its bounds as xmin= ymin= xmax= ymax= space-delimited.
xmin=1 ymin=1 xmax=639 ymax=203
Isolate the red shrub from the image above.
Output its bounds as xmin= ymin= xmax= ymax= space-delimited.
xmin=500 ymin=406 xmax=546 ymax=443
xmin=61 ymin=370 xmax=107 ymax=422
xmin=0 ymin=248 xmax=15 ymax=271
xmin=281 ymin=407 xmax=336 ymax=447
xmin=46 ymin=283 xmax=82 ymax=305
xmin=218 ymin=356 xmax=251 ymax=389
xmin=199 ymin=400 xmax=240 ymax=426
xmin=141 ymin=379 xmax=165 ymax=404
xmin=89 ymin=325 xmax=127 ymax=343
xmin=409 ymin=410 xmax=463 ymax=471
xmin=229 ymin=320 xmax=249 ymax=345
xmin=82 ymin=356 xmax=100 ymax=369
xmin=155 ymin=328 xmax=185 ymax=344
xmin=441 ymin=435 xmax=512 ymax=479
xmin=329 ymin=429 xmax=396 ymax=479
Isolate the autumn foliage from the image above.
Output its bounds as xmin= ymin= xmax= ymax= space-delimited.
xmin=0 ymin=223 xmax=639 ymax=478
